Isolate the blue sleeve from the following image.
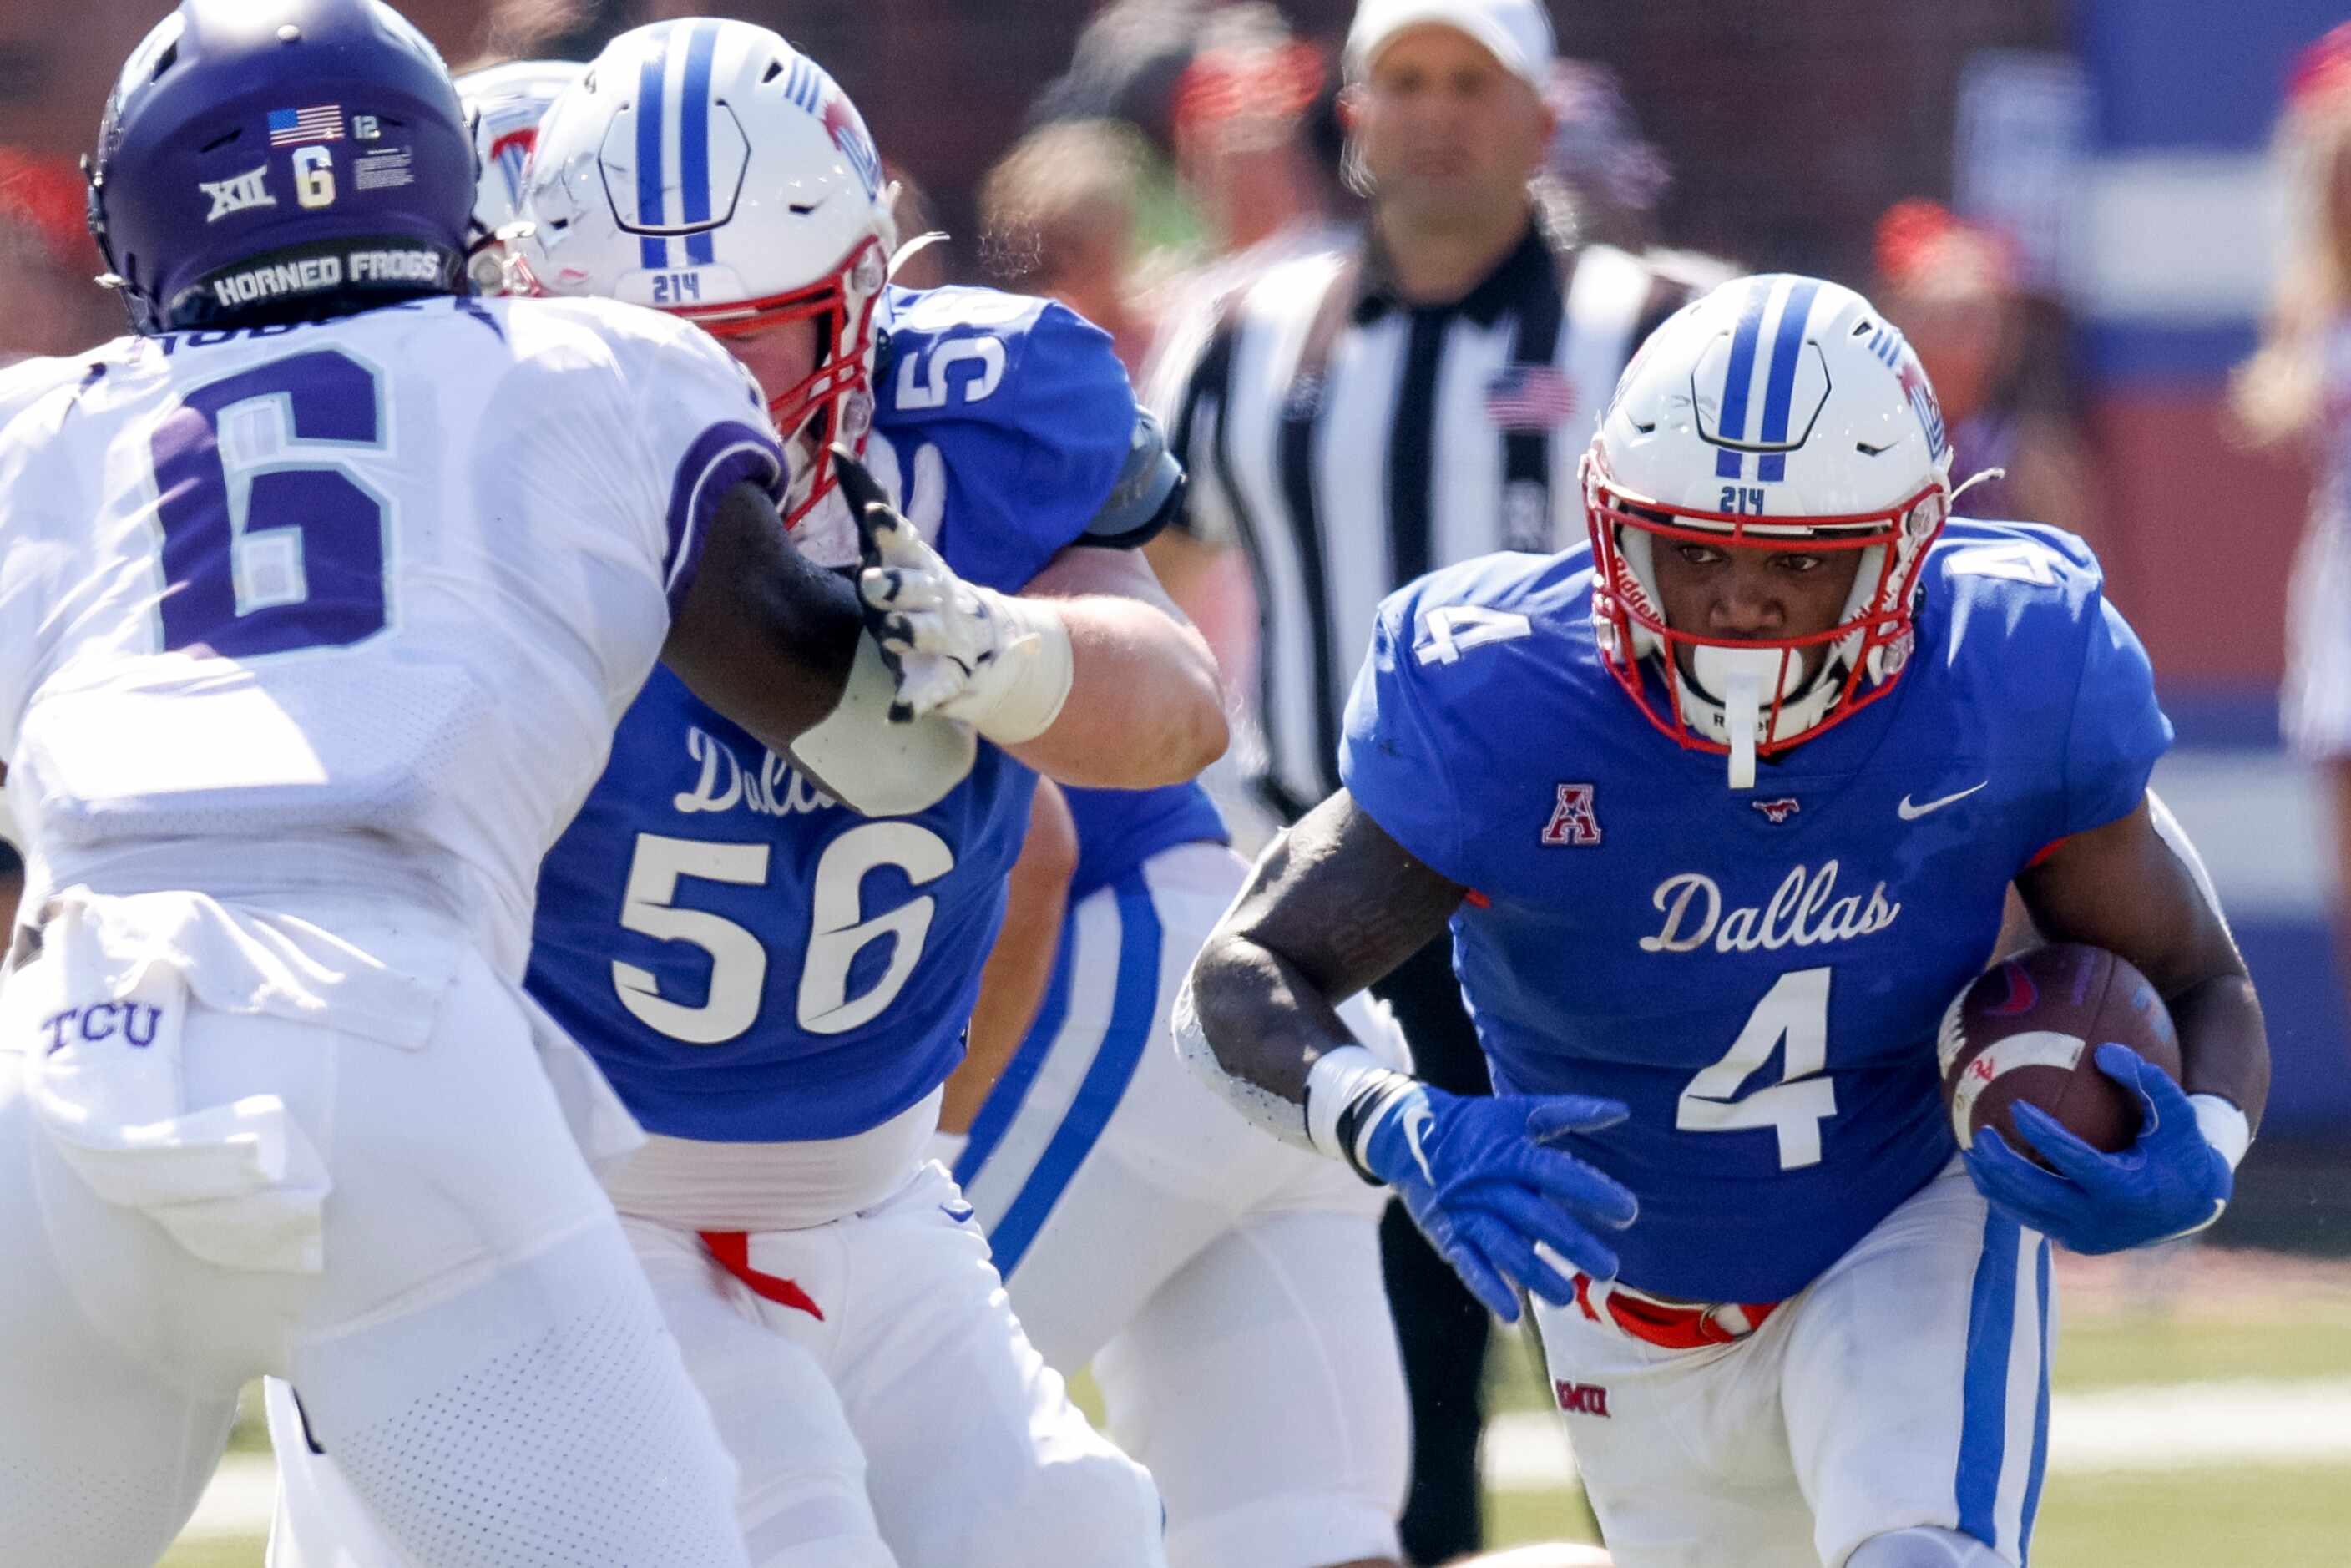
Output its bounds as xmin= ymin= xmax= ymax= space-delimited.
xmin=895 ymin=291 xmax=1138 ymax=591
xmin=1339 ymin=590 xmax=1474 ymax=886
xmin=2059 ymin=590 xmax=2172 ymax=839
xmin=1006 ymin=300 xmax=1135 ymax=544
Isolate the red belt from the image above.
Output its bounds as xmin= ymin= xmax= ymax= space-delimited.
xmin=1572 ymin=1272 xmax=1779 ymax=1349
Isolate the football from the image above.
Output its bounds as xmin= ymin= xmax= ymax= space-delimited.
xmin=1938 ymin=943 xmax=2185 ymax=1166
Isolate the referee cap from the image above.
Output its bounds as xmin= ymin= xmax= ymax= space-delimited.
xmin=1343 ymin=0 xmax=1555 ymax=92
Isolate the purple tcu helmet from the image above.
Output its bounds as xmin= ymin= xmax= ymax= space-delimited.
xmin=85 ymin=0 xmax=475 ymax=333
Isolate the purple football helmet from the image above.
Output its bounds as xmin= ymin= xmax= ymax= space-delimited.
xmin=86 ymin=0 xmax=475 ymax=334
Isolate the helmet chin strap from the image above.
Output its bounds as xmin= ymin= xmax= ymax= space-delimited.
xmin=1691 ymin=644 xmax=1801 ymax=790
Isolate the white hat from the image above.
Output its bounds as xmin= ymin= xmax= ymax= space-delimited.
xmin=1343 ymin=0 xmax=1556 ymax=92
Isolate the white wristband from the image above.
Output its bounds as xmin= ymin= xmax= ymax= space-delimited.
xmin=2187 ymin=1093 xmax=2252 ymax=1172
xmin=1305 ymin=1044 xmax=1410 ymax=1164
xmin=966 ymin=589 xmax=1074 ymax=745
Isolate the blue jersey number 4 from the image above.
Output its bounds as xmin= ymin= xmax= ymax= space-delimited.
xmin=1676 ymin=966 xmax=1838 ymax=1169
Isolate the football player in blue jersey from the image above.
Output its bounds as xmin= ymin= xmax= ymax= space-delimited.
xmin=258 ymin=21 xmax=1220 ymax=1568
xmin=1179 ymin=275 xmax=2270 ymax=1568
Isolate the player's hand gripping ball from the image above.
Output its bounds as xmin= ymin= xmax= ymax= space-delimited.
xmin=1944 ymin=944 xmax=2228 ymax=1252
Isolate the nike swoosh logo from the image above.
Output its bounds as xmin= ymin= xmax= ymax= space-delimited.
xmin=1401 ymin=1100 xmax=1437 ymax=1186
xmin=1898 ymin=781 xmax=1988 ymax=821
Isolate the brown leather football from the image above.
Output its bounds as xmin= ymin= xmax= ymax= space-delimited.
xmin=1938 ymin=943 xmax=2184 ymax=1167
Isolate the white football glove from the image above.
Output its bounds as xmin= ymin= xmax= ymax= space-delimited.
xmin=832 ymin=446 xmax=1074 ymax=744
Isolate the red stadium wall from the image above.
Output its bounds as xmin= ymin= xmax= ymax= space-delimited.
xmin=2091 ymin=397 xmax=2312 ymax=691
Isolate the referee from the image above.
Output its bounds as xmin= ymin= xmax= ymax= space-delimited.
xmin=1145 ymin=1 xmax=1694 ymax=1559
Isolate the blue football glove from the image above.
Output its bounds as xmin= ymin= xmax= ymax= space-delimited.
xmin=1355 ymin=1083 xmax=1638 ymax=1323
xmin=1962 ymin=1044 xmax=2232 ymax=1255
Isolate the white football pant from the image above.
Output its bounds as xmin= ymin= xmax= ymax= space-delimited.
xmin=1532 ymin=1160 xmax=2054 ymax=1568
xmin=0 ymin=894 xmax=747 ymax=1568
xmin=953 ymin=842 xmax=1412 ymax=1568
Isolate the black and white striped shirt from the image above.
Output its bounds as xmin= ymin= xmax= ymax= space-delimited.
xmin=1149 ymin=220 xmax=1700 ymax=818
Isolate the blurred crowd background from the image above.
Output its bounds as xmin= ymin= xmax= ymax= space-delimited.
xmin=5 ymin=0 xmax=2350 ymax=1230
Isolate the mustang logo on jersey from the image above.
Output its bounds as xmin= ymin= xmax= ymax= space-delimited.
xmin=672 ymin=726 xmax=838 ymax=817
xmin=1640 ymin=861 xmax=1900 ymax=955
xmin=1751 ymin=797 xmax=1802 ymax=823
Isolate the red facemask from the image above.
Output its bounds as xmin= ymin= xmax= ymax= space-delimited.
xmin=1584 ymin=450 xmax=1949 ymax=767
xmin=665 ymin=233 xmax=889 ymax=529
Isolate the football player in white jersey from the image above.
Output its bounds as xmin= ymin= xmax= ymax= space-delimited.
xmin=0 ymin=3 xmax=985 ymax=1564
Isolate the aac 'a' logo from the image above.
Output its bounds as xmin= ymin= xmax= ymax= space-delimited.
xmin=1751 ymin=797 xmax=1801 ymax=823
xmin=200 ymin=164 xmax=276 ymax=223
xmin=1540 ymin=783 xmax=1602 ymax=847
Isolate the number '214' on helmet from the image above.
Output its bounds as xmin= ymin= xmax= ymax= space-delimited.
xmin=85 ymin=0 xmax=476 ymax=335
xmin=1582 ymin=274 xmax=1973 ymax=789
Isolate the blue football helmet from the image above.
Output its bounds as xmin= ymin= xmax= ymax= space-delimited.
xmin=85 ymin=0 xmax=475 ymax=333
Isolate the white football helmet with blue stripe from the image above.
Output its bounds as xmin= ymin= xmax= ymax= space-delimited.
xmin=512 ymin=18 xmax=896 ymax=528
xmin=456 ymin=58 xmax=586 ymax=293
xmin=1582 ymin=274 xmax=1957 ymax=786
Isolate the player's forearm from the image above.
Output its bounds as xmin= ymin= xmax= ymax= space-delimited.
xmin=1003 ymin=596 xmax=1227 ymax=788
xmin=1185 ymin=928 xmax=1367 ymax=1109
xmin=665 ymin=483 xmax=862 ymax=753
xmin=2169 ymin=972 xmax=2270 ymax=1136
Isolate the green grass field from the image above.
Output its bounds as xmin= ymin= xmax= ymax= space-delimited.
xmin=162 ymin=1247 xmax=2351 ymax=1566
